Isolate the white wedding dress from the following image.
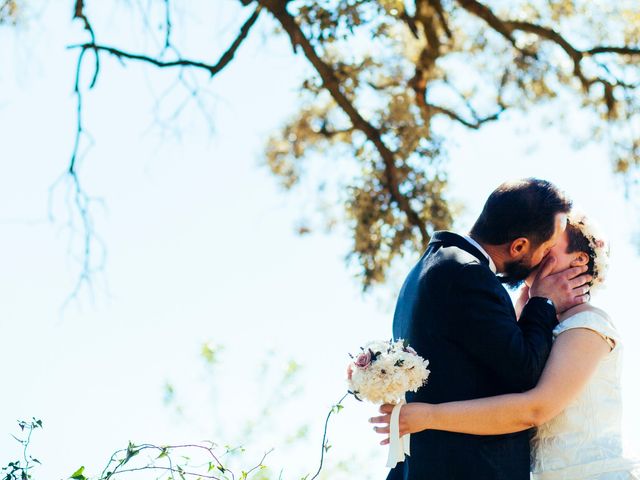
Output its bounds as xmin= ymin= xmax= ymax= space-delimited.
xmin=530 ymin=309 xmax=640 ymax=479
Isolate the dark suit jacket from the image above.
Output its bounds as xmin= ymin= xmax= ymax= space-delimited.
xmin=387 ymin=231 xmax=557 ymax=480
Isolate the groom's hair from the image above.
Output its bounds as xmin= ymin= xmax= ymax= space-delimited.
xmin=470 ymin=178 xmax=572 ymax=246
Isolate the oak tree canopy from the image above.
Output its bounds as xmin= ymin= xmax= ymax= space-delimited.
xmin=6 ymin=1 xmax=640 ymax=289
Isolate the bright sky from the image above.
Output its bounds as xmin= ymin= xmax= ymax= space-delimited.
xmin=1 ymin=2 xmax=639 ymax=479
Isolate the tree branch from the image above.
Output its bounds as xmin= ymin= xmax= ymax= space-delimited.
xmin=62 ymin=3 xmax=262 ymax=304
xmin=504 ymin=19 xmax=639 ymax=101
xmin=455 ymin=0 xmax=639 ymax=119
xmin=428 ymin=0 xmax=452 ymax=40
xmin=505 ymin=20 xmax=590 ymax=86
xmin=73 ymin=0 xmax=95 ymax=43
xmin=586 ymin=46 xmax=640 ymax=56
xmin=163 ymin=0 xmax=173 ymax=49
xmin=70 ymin=5 xmax=262 ymax=78
xmin=409 ymin=1 xmax=444 ymax=132
xmin=454 ymin=0 xmax=518 ymax=48
xmin=317 ymin=123 xmax=355 ymax=138
xmin=73 ymin=0 xmax=100 ymax=87
xmin=256 ymin=0 xmax=430 ymax=244
xmin=426 ymin=102 xmax=504 ymax=129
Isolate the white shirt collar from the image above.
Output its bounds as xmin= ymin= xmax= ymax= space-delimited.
xmin=463 ymin=235 xmax=497 ymax=274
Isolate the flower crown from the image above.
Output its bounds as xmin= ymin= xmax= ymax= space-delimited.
xmin=567 ymin=211 xmax=610 ymax=295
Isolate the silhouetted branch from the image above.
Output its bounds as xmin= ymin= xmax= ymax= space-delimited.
xmin=454 ymin=0 xmax=519 ymax=48
xmin=426 ymin=103 xmax=505 ymax=129
xmin=73 ymin=0 xmax=99 ymax=87
xmin=60 ymin=3 xmax=262 ymax=303
xmin=587 ymin=46 xmax=640 ymax=56
xmin=163 ymin=0 xmax=172 ymax=49
xmin=70 ymin=4 xmax=261 ymax=78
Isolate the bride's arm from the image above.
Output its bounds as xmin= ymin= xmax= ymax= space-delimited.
xmin=370 ymin=328 xmax=611 ymax=440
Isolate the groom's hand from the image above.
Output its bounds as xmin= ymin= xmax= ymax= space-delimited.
xmin=530 ymin=257 xmax=592 ymax=312
xmin=369 ymin=403 xmax=429 ymax=445
xmin=514 ymin=284 xmax=530 ymax=320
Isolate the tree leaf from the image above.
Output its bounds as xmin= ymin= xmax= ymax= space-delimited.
xmin=69 ymin=466 xmax=86 ymax=480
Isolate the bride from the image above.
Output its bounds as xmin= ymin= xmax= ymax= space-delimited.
xmin=370 ymin=212 xmax=639 ymax=479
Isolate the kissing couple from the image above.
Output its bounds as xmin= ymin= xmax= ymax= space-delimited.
xmin=370 ymin=178 xmax=639 ymax=479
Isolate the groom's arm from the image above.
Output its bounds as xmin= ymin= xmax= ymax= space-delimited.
xmin=447 ymin=263 xmax=557 ymax=392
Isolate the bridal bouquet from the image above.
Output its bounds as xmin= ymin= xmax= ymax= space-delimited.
xmin=347 ymin=339 xmax=430 ymax=403
xmin=347 ymin=339 xmax=430 ymax=468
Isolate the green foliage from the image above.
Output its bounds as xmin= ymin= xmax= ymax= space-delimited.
xmin=67 ymin=441 xmax=275 ymax=480
xmin=69 ymin=466 xmax=87 ymax=480
xmin=1 ymin=418 xmax=42 ymax=480
xmin=161 ymin=345 xmax=314 ymax=478
xmin=2 ymin=348 xmax=367 ymax=480
xmin=2 ymin=417 xmax=281 ymax=480
xmin=264 ymin=0 xmax=640 ymax=286
xmin=4 ymin=0 xmax=628 ymax=295
xmin=47 ymin=0 xmax=637 ymax=292
xmin=6 ymin=0 xmax=640 ymax=304
xmin=157 ymin=344 xmax=367 ymax=480
xmin=0 ymin=0 xmax=20 ymax=25
xmin=200 ymin=342 xmax=224 ymax=367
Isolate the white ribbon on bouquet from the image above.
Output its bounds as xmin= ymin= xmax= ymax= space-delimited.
xmin=386 ymin=397 xmax=411 ymax=468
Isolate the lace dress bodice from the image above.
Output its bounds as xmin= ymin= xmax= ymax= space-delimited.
xmin=530 ymin=310 xmax=640 ymax=479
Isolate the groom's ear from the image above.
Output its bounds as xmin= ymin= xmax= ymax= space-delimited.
xmin=509 ymin=238 xmax=530 ymax=258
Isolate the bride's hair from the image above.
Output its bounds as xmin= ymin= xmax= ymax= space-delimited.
xmin=566 ymin=222 xmax=596 ymax=277
xmin=565 ymin=213 xmax=609 ymax=293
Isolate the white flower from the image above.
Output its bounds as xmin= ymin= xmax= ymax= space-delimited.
xmin=347 ymin=339 xmax=430 ymax=404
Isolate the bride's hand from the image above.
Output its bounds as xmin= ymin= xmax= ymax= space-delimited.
xmin=369 ymin=403 xmax=430 ymax=445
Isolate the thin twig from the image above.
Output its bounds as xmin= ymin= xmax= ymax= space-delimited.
xmin=309 ymin=392 xmax=349 ymax=480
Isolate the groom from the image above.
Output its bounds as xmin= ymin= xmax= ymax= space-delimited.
xmin=382 ymin=179 xmax=591 ymax=480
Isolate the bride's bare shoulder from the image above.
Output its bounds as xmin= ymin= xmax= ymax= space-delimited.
xmin=558 ymin=303 xmax=611 ymax=323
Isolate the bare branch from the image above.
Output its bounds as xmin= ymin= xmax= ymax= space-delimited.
xmin=70 ymin=43 xmax=235 ymax=74
xmin=587 ymin=46 xmax=640 ymax=56
xmin=426 ymin=103 xmax=505 ymax=129
xmin=454 ymin=0 xmax=518 ymax=48
xmin=73 ymin=0 xmax=93 ymax=39
xmin=61 ymin=3 xmax=263 ymax=304
xmin=73 ymin=0 xmax=100 ymax=87
xmin=428 ymin=0 xmax=452 ymax=40
xmin=70 ymin=5 xmax=262 ymax=78
xmin=163 ymin=0 xmax=172 ymax=49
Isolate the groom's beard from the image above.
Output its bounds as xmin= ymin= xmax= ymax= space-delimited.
xmin=499 ymin=259 xmax=537 ymax=289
